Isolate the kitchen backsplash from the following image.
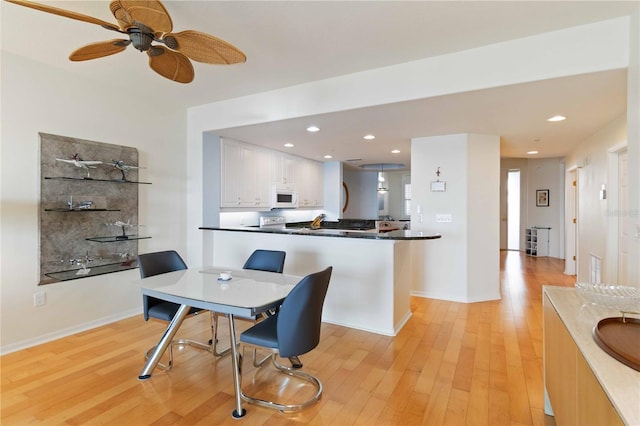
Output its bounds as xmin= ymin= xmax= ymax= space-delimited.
xmin=220 ymin=210 xmax=327 ymax=227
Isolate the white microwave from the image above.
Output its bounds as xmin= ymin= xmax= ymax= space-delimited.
xmin=271 ymin=185 xmax=298 ymax=208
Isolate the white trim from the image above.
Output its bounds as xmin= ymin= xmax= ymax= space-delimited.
xmin=0 ymin=308 xmax=141 ymax=355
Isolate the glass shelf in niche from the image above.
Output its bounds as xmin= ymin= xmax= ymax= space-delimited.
xmin=86 ymin=235 xmax=151 ymax=243
xmin=45 ymin=176 xmax=151 ymax=184
xmin=44 ymin=208 xmax=120 ymax=212
xmin=45 ymin=261 xmax=138 ymax=282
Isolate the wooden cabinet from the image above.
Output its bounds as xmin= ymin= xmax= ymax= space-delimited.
xmin=543 ymin=293 xmax=577 ymax=425
xmin=221 ymin=138 xmax=324 ymax=210
xmin=543 ymin=293 xmax=624 ymax=426
xmin=576 ymin=351 xmax=624 ymax=426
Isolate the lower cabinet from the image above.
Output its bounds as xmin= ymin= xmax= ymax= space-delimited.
xmin=576 ymin=351 xmax=624 ymax=426
xmin=543 ymin=294 xmax=623 ymax=426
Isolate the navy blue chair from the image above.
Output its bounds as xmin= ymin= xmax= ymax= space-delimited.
xmin=243 ymin=249 xmax=286 ymax=273
xmin=211 ymin=250 xmax=287 ymax=357
xmin=138 ymin=250 xmax=211 ymax=370
xmin=239 ymin=266 xmax=333 ymax=413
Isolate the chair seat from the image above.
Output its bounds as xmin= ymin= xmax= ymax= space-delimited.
xmin=148 ymin=301 xmax=202 ymax=322
xmin=240 ymin=315 xmax=279 ymax=350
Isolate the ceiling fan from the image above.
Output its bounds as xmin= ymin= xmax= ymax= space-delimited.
xmin=5 ymin=0 xmax=246 ymax=83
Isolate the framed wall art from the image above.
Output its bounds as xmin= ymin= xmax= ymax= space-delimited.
xmin=536 ymin=189 xmax=549 ymax=207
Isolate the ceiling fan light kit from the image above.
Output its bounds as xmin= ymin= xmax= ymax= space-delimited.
xmin=5 ymin=0 xmax=246 ymax=83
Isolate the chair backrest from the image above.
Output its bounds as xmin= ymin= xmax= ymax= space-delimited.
xmin=138 ymin=251 xmax=188 ymax=321
xmin=276 ymin=266 xmax=332 ymax=357
xmin=243 ymin=249 xmax=286 ymax=273
xmin=138 ymin=250 xmax=187 ymax=278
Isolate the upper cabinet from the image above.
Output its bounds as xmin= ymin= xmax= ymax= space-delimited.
xmin=221 ymin=138 xmax=323 ymax=210
xmin=271 ymin=152 xmax=298 ymax=185
xmin=220 ymin=140 xmax=271 ymax=208
xmin=297 ymin=159 xmax=324 ymax=208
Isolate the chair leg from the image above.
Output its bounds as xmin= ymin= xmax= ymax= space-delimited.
xmin=240 ymin=352 xmax=323 ymax=413
xmin=288 ymin=356 xmax=303 ymax=368
xmin=145 ymin=313 xmax=223 ymax=371
xmin=210 ymin=312 xmax=232 ymax=357
xmin=253 ymin=349 xmax=271 ymax=367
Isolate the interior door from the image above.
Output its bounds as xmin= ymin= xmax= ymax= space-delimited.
xmin=565 ymin=169 xmax=577 ymax=275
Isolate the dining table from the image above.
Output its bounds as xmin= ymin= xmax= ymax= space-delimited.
xmin=136 ymin=266 xmax=300 ymax=418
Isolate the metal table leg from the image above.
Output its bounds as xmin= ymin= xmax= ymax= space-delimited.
xmin=228 ymin=313 xmax=246 ymax=418
xmin=138 ymin=304 xmax=190 ymax=380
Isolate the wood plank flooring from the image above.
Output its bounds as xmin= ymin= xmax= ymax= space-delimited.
xmin=1 ymin=251 xmax=576 ymax=425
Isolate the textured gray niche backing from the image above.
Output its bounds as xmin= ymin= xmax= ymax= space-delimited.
xmin=39 ymin=133 xmax=141 ymax=284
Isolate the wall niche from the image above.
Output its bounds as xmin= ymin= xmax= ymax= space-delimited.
xmin=39 ymin=133 xmax=150 ymax=285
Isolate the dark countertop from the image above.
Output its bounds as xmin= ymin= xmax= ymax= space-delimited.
xmin=199 ymin=226 xmax=441 ymax=241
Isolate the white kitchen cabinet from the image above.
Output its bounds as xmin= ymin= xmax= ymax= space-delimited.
xmin=239 ymin=144 xmax=271 ymax=208
xmin=297 ymin=159 xmax=324 ymax=208
xmin=221 ymin=138 xmax=323 ymax=210
xmin=270 ymin=152 xmax=297 ymax=185
xmin=220 ymin=139 xmax=270 ymax=208
xmin=220 ymin=140 xmax=242 ymax=207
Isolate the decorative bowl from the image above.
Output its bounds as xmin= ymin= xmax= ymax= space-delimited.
xmin=575 ymin=282 xmax=640 ymax=312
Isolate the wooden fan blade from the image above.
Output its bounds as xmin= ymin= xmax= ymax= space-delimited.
xmin=147 ymin=46 xmax=193 ymax=83
xmin=164 ymin=30 xmax=246 ymax=64
xmin=116 ymin=0 xmax=172 ymax=33
xmin=109 ymin=0 xmax=133 ymax=30
xmin=69 ymin=39 xmax=129 ymax=61
xmin=5 ymin=0 xmax=120 ymax=32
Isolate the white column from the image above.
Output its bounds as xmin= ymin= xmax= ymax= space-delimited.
xmin=411 ymin=133 xmax=500 ymax=302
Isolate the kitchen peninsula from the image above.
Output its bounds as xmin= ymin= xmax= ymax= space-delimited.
xmin=200 ymin=225 xmax=441 ymax=335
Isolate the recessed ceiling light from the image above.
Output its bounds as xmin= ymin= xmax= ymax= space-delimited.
xmin=307 ymin=126 xmax=320 ymax=132
xmin=283 ymin=143 xmax=294 ymax=148
xmin=391 ymin=149 xmax=400 ymax=154
xmin=324 ymin=154 xmax=333 ymax=159
xmin=547 ymin=115 xmax=566 ymax=122
xmin=363 ymin=134 xmax=375 ymax=140
xmin=527 ymin=150 xmax=539 ymax=155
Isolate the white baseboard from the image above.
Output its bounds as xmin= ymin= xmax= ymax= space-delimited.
xmin=0 ymin=308 xmax=141 ymax=355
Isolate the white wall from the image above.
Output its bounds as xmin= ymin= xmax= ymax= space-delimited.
xmin=565 ymin=115 xmax=628 ymax=284
xmin=387 ymin=172 xmax=410 ymax=220
xmin=343 ymin=169 xmax=377 ymax=219
xmin=526 ymin=158 xmax=565 ymax=258
xmin=411 ymin=134 xmax=501 ymax=303
xmin=627 ymin=6 xmax=640 ymax=286
xmin=0 ymin=53 xmax=186 ymax=353
xmin=323 ymin=161 xmax=343 ymax=221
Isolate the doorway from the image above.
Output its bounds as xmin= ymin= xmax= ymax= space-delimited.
xmin=507 ymin=170 xmax=521 ymax=250
xmin=607 ymin=147 xmax=629 ymax=284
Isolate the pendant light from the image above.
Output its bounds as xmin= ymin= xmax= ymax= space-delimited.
xmin=377 ymin=163 xmax=388 ymax=192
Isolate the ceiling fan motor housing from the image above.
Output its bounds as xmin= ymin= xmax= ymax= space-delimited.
xmin=129 ymin=28 xmax=154 ymax=52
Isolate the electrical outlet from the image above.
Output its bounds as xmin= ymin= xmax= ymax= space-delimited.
xmin=34 ymin=291 xmax=46 ymax=307
xmin=436 ymin=214 xmax=453 ymax=223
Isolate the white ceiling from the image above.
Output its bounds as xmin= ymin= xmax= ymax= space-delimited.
xmin=2 ymin=1 xmax=635 ymax=169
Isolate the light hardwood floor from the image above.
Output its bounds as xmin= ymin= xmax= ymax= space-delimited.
xmin=1 ymin=251 xmax=576 ymax=425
